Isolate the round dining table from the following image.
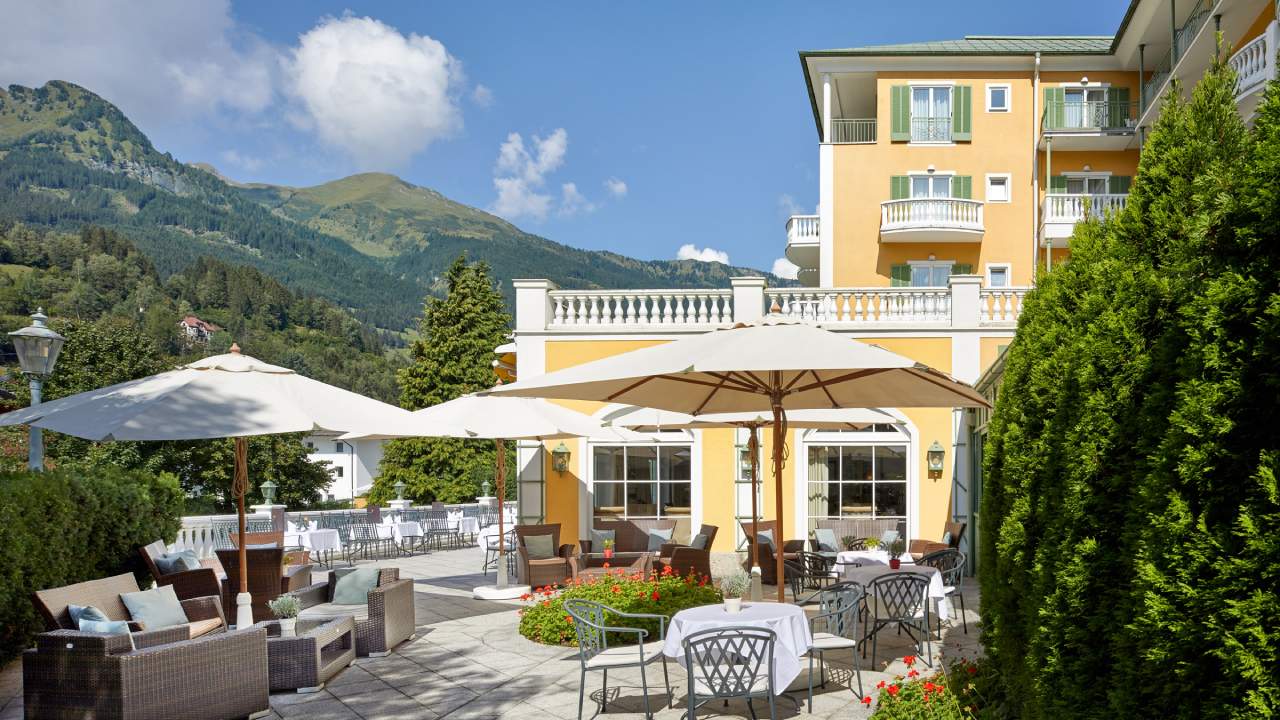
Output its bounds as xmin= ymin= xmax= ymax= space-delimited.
xmin=663 ymin=602 xmax=812 ymax=694
xmin=840 ymin=563 xmax=950 ymax=621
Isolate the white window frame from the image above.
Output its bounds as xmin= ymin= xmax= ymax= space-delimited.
xmin=588 ymin=440 xmax=695 ymax=522
xmin=907 ymin=171 xmax=955 ymax=199
xmin=985 ymin=173 xmax=1012 ymax=203
xmin=985 ymin=263 xmax=1012 ymax=287
xmin=985 ymin=83 xmax=1011 ymax=112
xmin=906 ymin=84 xmax=955 ymax=145
xmin=1061 ymin=171 xmax=1113 ymax=194
xmin=906 ymin=259 xmax=956 ymax=287
xmin=799 ymin=425 xmax=913 ymax=533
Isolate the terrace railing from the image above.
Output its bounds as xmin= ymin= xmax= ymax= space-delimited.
xmin=549 ymin=289 xmax=734 ymax=327
xmin=766 ymin=287 xmax=952 ymax=324
xmin=1041 ymin=100 xmax=1138 ymax=131
xmin=830 ymin=118 xmax=877 ymax=144
xmin=881 ymin=198 xmax=983 ymax=232
xmin=1230 ymin=31 xmax=1273 ymax=98
xmin=910 ymin=116 xmax=951 ymax=142
xmin=1042 ymin=193 xmax=1129 ymax=223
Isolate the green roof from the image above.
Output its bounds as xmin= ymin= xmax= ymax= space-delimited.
xmin=804 ymin=35 xmax=1115 ymax=57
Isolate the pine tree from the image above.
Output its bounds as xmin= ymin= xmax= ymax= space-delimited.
xmin=371 ymin=256 xmax=511 ymax=503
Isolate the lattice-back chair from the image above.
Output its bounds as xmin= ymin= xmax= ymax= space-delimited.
xmin=682 ymin=626 xmax=776 ymax=720
xmin=564 ymin=599 xmax=671 ymax=720
xmin=345 ymin=523 xmax=388 ymax=561
xmin=806 ymin=582 xmax=866 ymax=711
xmin=423 ymin=510 xmax=456 ymax=550
xmin=867 ymin=573 xmax=933 ymax=668
xmin=918 ymin=548 xmax=968 ymax=635
xmin=789 ymin=550 xmax=837 ymax=598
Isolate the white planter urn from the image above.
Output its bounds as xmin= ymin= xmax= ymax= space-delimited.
xmin=723 ymin=597 xmax=743 ymax=614
xmin=279 ymin=618 xmax=297 ymax=637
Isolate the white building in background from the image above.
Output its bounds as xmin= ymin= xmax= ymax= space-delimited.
xmin=303 ymin=435 xmax=385 ymax=501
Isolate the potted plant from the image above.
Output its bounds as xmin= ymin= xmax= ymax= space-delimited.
xmin=840 ymin=535 xmax=861 ymax=551
xmin=602 ymin=538 xmax=615 ymax=559
xmin=864 ymin=536 xmax=881 ymax=551
xmin=268 ymin=594 xmax=301 ymax=637
xmin=719 ymin=570 xmax=751 ymax=614
xmin=888 ymin=538 xmax=907 ymax=570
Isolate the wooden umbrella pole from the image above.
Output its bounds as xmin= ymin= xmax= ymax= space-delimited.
xmin=771 ymin=380 xmax=787 ymax=603
xmin=748 ymin=425 xmax=761 ymax=573
xmin=234 ymin=436 xmax=249 ymax=597
xmin=496 ymin=437 xmax=507 ymax=589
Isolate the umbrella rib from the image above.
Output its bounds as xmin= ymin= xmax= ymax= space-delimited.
xmin=606 ymin=375 xmax=659 ymax=402
xmin=707 ymin=372 xmax=764 ymax=394
xmin=808 ymin=369 xmax=840 ymax=408
xmin=663 ymin=375 xmax=765 ymax=394
xmin=741 ymin=371 xmax=772 ymax=392
xmin=782 ymin=372 xmax=807 ymax=392
xmin=691 ymin=375 xmax=728 ymax=416
xmin=906 ymin=368 xmax=991 ymax=407
xmin=790 ymin=367 xmax=889 ymax=394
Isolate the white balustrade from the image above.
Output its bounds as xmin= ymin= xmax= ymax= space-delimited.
xmin=979 ymin=288 xmax=1029 ymax=325
xmin=549 ymin=290 xmax=734 ymax=327
xmin=172 ymin=523 xmax=225 ymax=559
xmin=881 ymin=198 xmax=984 ymax=232
xmin=1231 ymin=31 xmax=1272 ymax=97
xmin=786 ymin=215 xmax=819 ymax=245
xmin=766 ymin=288 xmax=952 ymax=324
xmin=1042 ymin=194 xmax=1128 ymax=223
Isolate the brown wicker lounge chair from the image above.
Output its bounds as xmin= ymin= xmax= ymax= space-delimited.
xmin=294 ymin=567 xmax=416 ymax=656
xmin=216 ymin=547 xmax=312 ymax=623
xmin=658 ymin=523 xmax=719 ymax=579
xmin=33 ymin=571 xmax=227 ymax=641
xmin=740 ymin=520 xmax=805 ymax=586
xmin=23 ymin=626 xmax=269 ymax=720
xmin=139 ymin=540 xmax=223 ymax=602
xmin=909 ymin=521 xmax=966 ymax=561
xmin=514 ymin=523 xmax=578 ymax=587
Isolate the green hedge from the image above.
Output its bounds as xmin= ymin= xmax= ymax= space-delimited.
xmin=979 ymin=59 xmax=1280 ymax=718
xmin=0 ymin=467 xmax=182 ymax=660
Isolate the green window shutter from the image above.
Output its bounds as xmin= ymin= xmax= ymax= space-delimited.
xmin=1044 ymin=87 xmax=1065 ymax=128
xmin=952 ymin=263 xmax=973 ymax=274
xmin=890 ymin=86 xmax=910 ymax=141
xmin=1108 ymin=87 xmax=1131 ymax=127
xmin=951 ymin=175 xmax=972 ymax=199
xmin=890 ymin=264 xmax=911 ymax=287
xmin=890 ymin=175 xmax=910 ymax=200
xmin=1048 ymin=175 xmax=1068 ymax=194
xmin=952 ymin=86 xmax=972 ymax=141
xmin=1111 ymin=175 xmax=1132 ymax=194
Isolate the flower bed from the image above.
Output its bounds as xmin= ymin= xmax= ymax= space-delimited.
xmin=518 ymin=565 xmax=722 ymax=645
xmin=867 ymin=656 xmax=986 ymax=719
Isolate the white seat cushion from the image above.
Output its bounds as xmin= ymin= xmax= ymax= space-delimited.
xmin=585 ymin=641 xmax=666 ymax=669
xmin=810 ymin=632 xmax=858 ymax=651
xmin=691 ymin=668 xmax=770 ymax=697
xmin=943 ymin=586 xmax=957 ymax=594
xmin=299 ymin=603 xmax=368 ymax=622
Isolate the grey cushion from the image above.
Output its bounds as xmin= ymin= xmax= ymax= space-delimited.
xmin=690 ymin=533 xmax=710 ymax=551
xmin=155 ymin=550 xmax=202 ymax=575
xmin=332 ymin=566 xmax=381 ymax=605
xmin=647 ymin=527 xmax=674 ymax=552
xmin=940 ymin=531 xmax=953 ymax=545
xmin=246 ymin=543 xmax=279 ymax=550
xmin=68 ymin=604 xmax=109 ymax=627
xmin=299 ymin=602 xmax=369 ymax=623
xmin=524 ymin=534 xmax=556 ymax=560
xmin=79 ymin=618 xmax=132 ymax=635
xmin=814 ymin=528 xmax=839 ymax=553
xmin=120 ymin=585 xmax=188 ymax=630
xmin=589 ymin=529 xmax=615 ymax=551
xmin=879 ymin=530 xmax=900 ymax=547
xmin=756 ymin=530 xmax=774 ymax=549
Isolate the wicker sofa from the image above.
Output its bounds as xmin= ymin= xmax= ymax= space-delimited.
xmin=740 ymin=520 xmax=806 ymax=586
xmin=514 ymin=524 xmax=578 ymax=587
xmin=216 ymin=547 xmax=313 ymax=623
xmin=34 ymin=572 xmax=227 ymax=641
xmin=657 ymin=523 xmax=718 ymax=579
xmin=139 ymin=540 xmax=223 ymax=602
xmin=294 ymin=567 xmax=415 ymax=657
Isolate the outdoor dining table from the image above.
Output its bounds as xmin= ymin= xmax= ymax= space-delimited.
xmin=840 ymin=563 xmax=950 ymax=621
xmin=834 ymin=548 xmax=915 ymax=568
xmin=663 ymin=602 xmax=813 ymax=695
xmin=448 ymin=512 xmax=481 ymax=539
xmin=283 ymin=528 xmax=341 ymax=567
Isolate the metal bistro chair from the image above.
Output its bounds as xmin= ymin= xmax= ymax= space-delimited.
xmin=564 ymin=599 xmax=671 ymax=720
xmin=867 ymin=573 xmax=933 ymax=669
xmin=683 ymin=626 xmax=776 ymax=720
xmin=805 ymin=583 xmax=866 ymax=711
xmin=345 ymin=523 xmax=389 ymax=561
xmin=788 ymin=550 xmax=837 ymax=599
xmin=424 ymin=510 xmax=456 ymax=550
xmin=918 ymin=548 xmax=968 ymax=635
xmin=482 ymin=529 xmax=516 ymax=577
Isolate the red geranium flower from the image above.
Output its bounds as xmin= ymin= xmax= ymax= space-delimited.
xmin=651 ymin=590 xmax=660 ymax=601
xmin=861 ymin=696 xmax=872 ymax=706
xmin=564 ymin=615 xmax=573 ymax=623
xmin=520 ymin=593 xmax=532 ymax=601
xmin=904 ymin=655 xmax=916 ymax=667
xmin=907 ymin=669 xmax=919 ymax=679
xmin=876 ymin=681 xmax=886 ymax=689
xmin=887 ymin=685 xmax=900 ymax=697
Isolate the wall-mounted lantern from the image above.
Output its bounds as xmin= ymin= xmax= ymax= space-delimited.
xmin=551 ymin=442 xmax=572 ymax=475
xmin=926 ymin=441 xmax=946 ymax=480
xmin=259 ymin=480 xmax=278 ymax=505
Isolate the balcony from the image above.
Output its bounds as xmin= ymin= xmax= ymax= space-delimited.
xmin=1230 ymin=23 xmax=1277 ymax=119
xmin=1040 ymin=193 xmax=1129 ymax=246
xmin=880 ymin=198 xmax=984 ymax=243
xmin=1040 ymin=100 xmax=1138 ymax=150
xmin=830 ymin=118 xmax=876 ymax=144
xmin=910 ymin=116 xmax=951 ymax=143
xmin=785 ymin=215 xmax=820 ymax=285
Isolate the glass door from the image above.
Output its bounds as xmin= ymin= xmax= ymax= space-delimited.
xmin=910 ymin=86 xmax=952 ymax=141
xmin=1064 ymin=88 xmax=1107 ymax=127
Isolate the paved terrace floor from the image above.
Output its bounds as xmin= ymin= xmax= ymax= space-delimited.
xmin=0 ymin=546 xmax=981 ymax=720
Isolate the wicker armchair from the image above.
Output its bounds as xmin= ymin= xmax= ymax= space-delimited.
xmin=33 ymin=572 xmax=226 ymax=641
xmin=909 ymin=521 xmax=966 ymax=561
xmin=294 ymin=567 xmax=416 ymax=657
xmin=658 ymin=523 xmax=719 ymax=580
xmin=139 ymin=539 xmax=223 ymax=602
xmin=514 ymin=523 xmax=578 ymax=587
xmin=23 ymin=626 xmax=269 ymax=720
xmin=740 ymin=520 xmax=805 ymax=586
xmin=216 ymin=547 xmax=313 ymax=623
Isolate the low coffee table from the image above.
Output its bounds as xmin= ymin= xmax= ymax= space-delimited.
xmin=258 ymin=616 xmax=356 ymax=693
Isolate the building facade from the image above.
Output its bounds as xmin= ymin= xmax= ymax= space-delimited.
xmin=507 ymin=0 xmax=1278 ymax=564
xmin=303 ymin=435 xmax=385 ymax=502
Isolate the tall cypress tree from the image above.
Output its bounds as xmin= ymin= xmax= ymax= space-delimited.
xmin=371 ymin=256 xmax=511 ymax=503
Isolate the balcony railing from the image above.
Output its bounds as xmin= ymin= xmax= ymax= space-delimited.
xmin=768 ymin=288 xmax=951 ymax=324
xmin=1231 ymin=31 xmax=1273 ymax=98
xmin=1042 ymin=193 xmax=1129 ymax=223
xmin=881 ymin=198 xmax=983 ymax=233
xmin=830 ymin=118 xmax=877 ymax=144
xmin=979 ymin=288 xmax=1029 ymax=324
xmin=1143 ymin=0 xmax=1214 ymax=110
xmin=549 ymin=289 xmax=734 ymax=327
xmin=786 ymin=215 xmax=819 ymax=244
xmin=1042 ymin=100 xmax=1138 ymax=132
xmin=911 ymin=116 xmax=951 ymax=142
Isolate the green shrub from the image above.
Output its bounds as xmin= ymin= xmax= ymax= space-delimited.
xmin=518 ymin=566 xmax=722 ymax=645
xmin=0 ymin=467 xmax=182 ymax=660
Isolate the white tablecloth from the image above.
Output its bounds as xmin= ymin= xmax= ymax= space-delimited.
xmin=283 ymin=528 xmax=340 ymax=553
xmin=664 ymin=603 xmax=812 ymax=694
xmin=390 ymin=521 xmax=423 ymax=541
xmin=840 ymin=564 xmax=950 ymax=621
xmin=834 ymin=549 xmax=914 ymax=568
xmin=478 ymin=524 xmax=513 ymax=549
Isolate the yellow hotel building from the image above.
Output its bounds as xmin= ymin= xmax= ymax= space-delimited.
xmin=505 ymin=0 xmax=1278 ymax=571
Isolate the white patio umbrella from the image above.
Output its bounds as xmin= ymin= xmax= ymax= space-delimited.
xmin=0 ymin=345 xmax=416 ymax=626
xmin=340 ymin=393 xmax=646 ymax=598
xmin=488 ymin=317 xmax=988 ymax=601
xmin=601 ymin=405 xmax=898 ymax=597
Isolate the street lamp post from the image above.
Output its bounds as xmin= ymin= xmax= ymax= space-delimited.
xmin=9 ymin=309 xmax=65 ymax=471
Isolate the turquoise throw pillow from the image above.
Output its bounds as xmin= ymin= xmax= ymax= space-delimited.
xmin=332 ymin=566 xmax=381 ymax=605
xmin=79 ymin=618 xmax=131 ymax=635
xmin=814 ymin=528 xmax=839 ymax=553
xmin=940 ymin=531 xmax=953 ymax=545
xmin=155 ymin=550 xmax=201 ymax=575
xmin=647 ymin=527 xmax=674 ymax=552
xmin=68 ymin=604 xmax=110 ymax=627
xmin=120 ymin=585 xmax=187 ymax=630
xmin=524 ymin=534 xmax=556 ymax=560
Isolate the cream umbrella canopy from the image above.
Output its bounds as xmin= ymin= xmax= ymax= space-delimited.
xmin=489 ymin=318 xmax=989 ymax=601
xmin=340 ymin=393 xmax=647 ymax=596
xmin=0 ymin=345 xmax=417 ymax=626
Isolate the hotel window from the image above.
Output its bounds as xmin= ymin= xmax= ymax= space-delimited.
xmin=890 ymin=260 xmax=973 ymax=287
xmin=910 ymin=86 xmax=952 ymax=142
xmin=734 ymin=435 xmax=763 ymax=551
xmin=806 ymin=434 xmax=908 ymax=525
xmin=987 ymin=264 xmax=1011 ymax=287
xmin=890 ymin=84 xmax=971 ymax=142
xmin=333 ymin=466 xmax=343 ymax=478
xmin=334 ymin=442 xmax=345 ymax=453
xmin=986 ymin=174 xmax=1011 ymax=203
xmin=986 ymin=84 xmax=1010 ymax=112
xmin=1048 ymin=175 xmax=1132 ymax=195
xmin=592 ymin=445 xmax=692 ymax=522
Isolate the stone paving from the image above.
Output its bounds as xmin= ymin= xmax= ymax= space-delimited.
xmin=0 ymin=545 xmax=981 ymax=720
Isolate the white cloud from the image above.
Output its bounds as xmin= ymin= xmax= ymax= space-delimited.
xmin=777 ymin=193 xmax=805 ymax=217
xmin=677 ymin=244 xmax=730 ymax=265
xmin=492 ymin=128 xmax=586 ymax=221
xmin=219 ymin=149 xmax=262 ymax=173
xmin=559 ymin=182 xmax=595 ymax=216
xmin=604 ymin=177 xmax=629 ymax=198
xmin=0 ymin=0 xmax=276 ymax=128
xmin=286 ymin=15 xmax=464 ymax=169
xmin=771 ymin=257 xmax=800 ymax=280
xmin=471 ymin=84 xmax=494 ymax=107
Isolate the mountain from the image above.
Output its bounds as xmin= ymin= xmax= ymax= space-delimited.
xmin=0 ymin=81 xmax=784 ymax=330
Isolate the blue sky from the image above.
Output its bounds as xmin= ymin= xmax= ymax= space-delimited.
xmin=3 ymin=1 xmax=1128 ymax=275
